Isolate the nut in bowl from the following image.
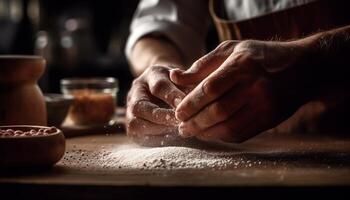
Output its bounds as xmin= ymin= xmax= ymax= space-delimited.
xmin=61 ymin=77 xmax=119 ymax=126
xmin=0 ymin=126 xmax=65 ymax=168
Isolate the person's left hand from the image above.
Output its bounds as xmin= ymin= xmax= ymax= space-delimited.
xmin=170 ymin=40 xmax=311 ymax=143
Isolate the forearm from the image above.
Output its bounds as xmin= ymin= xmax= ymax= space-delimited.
xmin=128 ymin=37 xmax=186 ymax=77
xmin=296 ymin=25 xmax=350 ymax=86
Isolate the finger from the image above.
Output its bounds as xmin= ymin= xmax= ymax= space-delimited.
xmin=170 ymin=40 xmax=239 ymax=86
xmin=178 ymin=85 xmax=248 ymax=137
xmin=127 ymin=116 xmax=176 ymax=136
xmin=175 ymin=55 xmax=244 ymax=121
xmin=176 ymin=51 xmax=259 ymax=122
xmin=131 ymin=100 xmax=179 ymax=126
xmin=147 ymin=76 xmax=186 ymax=108
xmin=127 ymin=81 xmax=151 ymax=105
xmin=193 ymin=105 xmax=256 ymax=143
xmin=127 ymin=83 xmax=179 ymax=126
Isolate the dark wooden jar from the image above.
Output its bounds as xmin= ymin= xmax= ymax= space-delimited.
xmin=0 ymin=56 xmax=47 ymax=125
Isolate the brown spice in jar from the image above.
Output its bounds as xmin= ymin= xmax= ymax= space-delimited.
xmin=68 ymin=90 xmax=116 ymax=125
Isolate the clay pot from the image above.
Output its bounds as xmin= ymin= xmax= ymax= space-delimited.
xmin=0 ymin=56 xmax=47 ymax=125
xmin=0 ymin=125 xmax=65 ymax=167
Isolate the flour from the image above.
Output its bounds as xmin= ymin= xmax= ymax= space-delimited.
xmin=59 ymin=139 xmax=350 ymax=171
xmin=60 ymin=142 xmax=267 ymax=171
xmin=98 ymin=145 xmax=259 ymax=170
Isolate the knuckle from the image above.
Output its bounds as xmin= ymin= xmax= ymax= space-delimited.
xmin=126 ymin=117 xmax=139 ymax=135
xmin=176 ymin=101 xmax=192 ymax=119
xmin=195 ymin=114 xmax=212 ymax=128
xmin=131 ymin=77 xmax=143 ymax=86
xmin=149 ymin=65 xmax=169 ymax=74
xmin=216 ymin=40 xmax=236 ymax=53
xmin=143 ymin=65 xmax=169 ymax=81
xmin=232 ymin=50 xmax=254 ymax=62
xmin=192 ymin=57 xmax=206 ymax=69
xmin=217 ymin=40 xmax=234 ymax=49
xmin=209 ymin=103 xmax=230 ymax=119
xmin=187 ymin=120 xmax=202 ymax=134
xmin=193 ymin=48 xmax=221 ymax=67
xmin=129 ymin=100 xmax=144 ymax=116
xmin=202 ymin=80 xmax=218 ymax=97
xmin=145 ymin=65 xmax=156 ymax=73
xmin=150 ymin=79 xmax=168 ymax=95
xmin=235 ymin=40 xmax=255 ymax=49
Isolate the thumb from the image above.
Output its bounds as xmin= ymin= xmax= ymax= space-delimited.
xmin=170 ymin=40 xmax=239 ymax=86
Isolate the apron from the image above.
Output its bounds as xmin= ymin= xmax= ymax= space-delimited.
xmin=209 ymin=0 xmax=350 ymax=134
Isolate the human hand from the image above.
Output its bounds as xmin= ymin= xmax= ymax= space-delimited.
xmin=170 ymin=40 xmax=310 ymax=143
xmin=126 ymin=65 xmax=187 ymax=144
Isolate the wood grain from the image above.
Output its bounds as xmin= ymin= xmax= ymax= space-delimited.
xmin=1 ymin=132 xmax=350 ymax=185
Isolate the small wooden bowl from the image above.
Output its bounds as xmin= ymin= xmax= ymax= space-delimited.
xmin=0 ymin=125 xmax=65 ymax=167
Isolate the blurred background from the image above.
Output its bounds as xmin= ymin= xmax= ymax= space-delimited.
xmin=0 ymin=0 xmax=218 ymax=106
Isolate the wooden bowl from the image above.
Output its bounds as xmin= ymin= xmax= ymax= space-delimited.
xmin=0 ymin=125 xmax=65 ymax=167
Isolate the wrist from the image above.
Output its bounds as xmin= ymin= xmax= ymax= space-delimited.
xmin=270 ymin=40 xmax=319 ymax=102
xmin=287 ymin=32 xmax=342 ymax=101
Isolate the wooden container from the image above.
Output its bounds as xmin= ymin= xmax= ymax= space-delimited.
xmin=0 ymin=56 xmax=47 ymax=126
xmin=0 ymin=125 xmax=65 ymax=167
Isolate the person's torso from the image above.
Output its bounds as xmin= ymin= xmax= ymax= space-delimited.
xmin=210 ymin=0 xmax=350 ymax=41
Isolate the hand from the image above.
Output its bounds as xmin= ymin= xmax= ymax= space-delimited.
xmin=170 ymin=40 xmax=310 ymax=143
xmin=126 ymin=65 xmax=186 ymax=144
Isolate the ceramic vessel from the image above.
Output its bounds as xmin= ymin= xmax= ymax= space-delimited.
xmin=0 ymin=56 xmax=47 ymax=125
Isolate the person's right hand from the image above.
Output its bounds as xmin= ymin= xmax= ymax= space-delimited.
xmin=170 ymin=40 xmax=311 ymax=143
xmin=126 ymin=65 xmax=187 ymax=144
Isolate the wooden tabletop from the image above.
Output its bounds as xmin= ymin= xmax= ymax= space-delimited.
xmin=1 ymin=130 xmax=350 ymax=199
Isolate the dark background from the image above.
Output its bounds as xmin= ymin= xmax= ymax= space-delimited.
xmin=0 ymin=0 xmax=218 ymax=105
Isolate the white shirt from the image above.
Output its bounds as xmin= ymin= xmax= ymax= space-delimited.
xmin=125 ymin=0 xmax=316 ymax=64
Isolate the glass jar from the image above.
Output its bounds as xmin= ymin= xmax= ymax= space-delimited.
xmin=60 ymin=77 xmax=118 ymax=125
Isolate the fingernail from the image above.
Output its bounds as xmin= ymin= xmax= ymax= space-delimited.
xmin=173 ymin=97 xmax=182 ymax=107
xmin=169 ymin=69 xmax=180 ymax=82
xmin=169 ymin=68 xmax=182 ymax=77
xmin=178 ymin=122 xmax=192 ymax=138
xmin=171 ymin=68 xmax=184 ymax=73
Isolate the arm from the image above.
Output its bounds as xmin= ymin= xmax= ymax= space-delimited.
xmin=125 ymin=0 xmax=210 ymax=146
xmin=296 ymin=25 xmax=350 ymax=88
xmin=125 ymin=0 xmax=210 ymax=76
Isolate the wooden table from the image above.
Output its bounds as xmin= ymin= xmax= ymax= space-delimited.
xmin=1 ymin=130 xmax=350 ymax=199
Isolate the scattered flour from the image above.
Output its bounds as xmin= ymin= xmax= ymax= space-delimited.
xmin=165 ymin=114 xmax=171 ymax=121
xmin=60 ymin=142 xmax=349 ymax=171
xmin=98 ymin=145 xmax=255 ymax=170
xmin=61 ymin=144 xmax=269 ymax=171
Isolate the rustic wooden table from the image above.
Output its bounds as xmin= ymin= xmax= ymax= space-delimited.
xmin=1 ymin=129 xmax=349 ymax=199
